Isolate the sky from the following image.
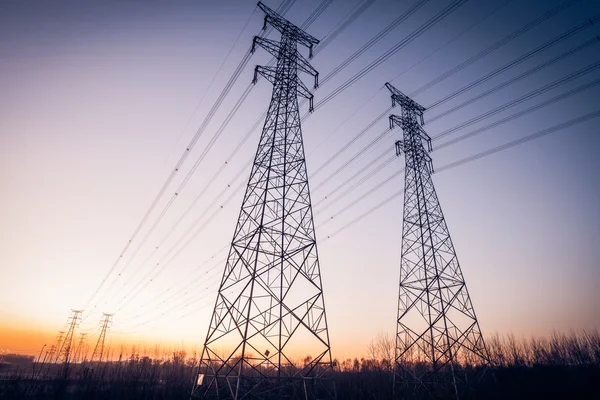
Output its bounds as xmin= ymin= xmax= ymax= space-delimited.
xmin=1 ymin=0 xmax=599 ymax=361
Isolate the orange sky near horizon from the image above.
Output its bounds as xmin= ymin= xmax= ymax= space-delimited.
xmin=3 ymin=315 xmax=600 ymax=362
xmin=1 ymin=322 xmax=358 ymax=361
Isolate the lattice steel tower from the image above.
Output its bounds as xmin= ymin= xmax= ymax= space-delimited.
xmin=90 ymin=313 xmax=113 ymax=363
xmin=192 ymin=3 xmax=334 ymax=399
xmin=74 ymin=332 xmax=88 ymax=364
xmin=386 ymin=83 xmax=489 ymax=398
xmin=46 ymin=330 xmax=65 ymax=364
xmin=57 ymin=309 xmax=83 ymax=365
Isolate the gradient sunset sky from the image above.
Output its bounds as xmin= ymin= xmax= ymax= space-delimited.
xmin=1 ymin=0 xmax=599 ymax=360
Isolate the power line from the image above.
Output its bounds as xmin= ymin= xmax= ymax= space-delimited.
xmin=408 ymin=0 xmax=581 ymax=97
xmin=313 ymin=0 xmax=469 ymax=111
xmin=433 ymin=60 xmax=600 ymax=140
xmin=114 ymin=173 xmax=249 ymax=311
xmin=165 ymin=4 xmax=259 ymax=163
xmin=307 ymin=1 xmax=582 ymax=190
xmin=435 ymin=76 xmax=600 ymax=150
xmin=313 ymin=127 xmax=392 ymax=190
xmin=427 ymin=36 xmax=600 ymax=122
xmin=85 ymin=1 xmax=321 ymax=315
xmin=389 ymin=0 xmax=515 ymax=83
xmin=319 ymin=0 xmax=431 ymax=87
xmin=314 ymin=151 xmax=396 ymax=215
xmin=106 ymin=84 xmax=258 ymax=304
xmin=312 ymin=109 xmax=392 ymax=178
xmin=315 ymin=0 xmax=376 ymax=55
xmin=300 ymin=0 xmax=334 ymax=29
xmin=308 ymin=0 xmax=517 ymax=175
xmin=425 ymin=18 xmax=600 ymax=112
xmin=306 ymin=87 xmax=384 ymax=157
xmin=84 ymin=27 xmax=255 ymax=313
xmin=129 ymin=250 xmax=228 ymax=314
xmin=320 ymin=165 xmax=403 ymax=228
xmin=81 ymin=4 xmax=267 ymax=312
xmin=438 ymin=109 xmax=600 ymax=172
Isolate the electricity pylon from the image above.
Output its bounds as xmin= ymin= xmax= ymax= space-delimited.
xmin=57 ymin=309 xmax=83 ymax=365
xmin=74 ymin=333 xmax=88 ymax=363
xmin=192 ymin=3 xmax=335 ymax=400
xmin=386 ymin=82 xmax=489 ymax=398
xmin=46 ymin=331 xmax=65 ymax=364
xmin=90 ymin=313 xmax=113 ymax=363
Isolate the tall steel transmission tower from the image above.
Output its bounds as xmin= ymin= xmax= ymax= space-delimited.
xmin=57 ymin=309 xmax=83 ymax=365
xmin=192 ymin=3 xmax=335 ymax=399
xmin=90 ymin=313 xmax=113 ymax=363
xmin=386 ymin=83 xmax=489 ymax=398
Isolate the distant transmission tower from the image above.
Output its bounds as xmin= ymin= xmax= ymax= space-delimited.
xmin=90 ymin=313 xmax=113 ymax=363
xmin=57 ymin=309 xmax=83 ymax=365
xmin=74 ymin=332 xmax=88 ymax=364
xmin=191 ymin=3 xmax=335 ymax=400
xmin=46 ymin=330 xmax=65 ymax=364
xmin=386 ymin=83 xmax=489 ymax=398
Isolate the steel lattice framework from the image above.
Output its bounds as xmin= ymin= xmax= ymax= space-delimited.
xmin=90 ymin=313 xmax=113 ymax=363
xmin=57 ymin=309 xmax=83 ymax=365
xmin=74 ymin=332 xmax=88 ymax=364
xmin=46 ymin=330 xmax=65 ymax=364
xmin=386 ymin=83 xmax=489 ymax=398
xmin=192 ymin=3 xmax=335 ymax=399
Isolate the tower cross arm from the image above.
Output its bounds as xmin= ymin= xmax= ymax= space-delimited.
xmin=251 ymin=36 xmax=318 ymax=88
xmin=389 ymin=114 xmax=433 ymax=152
xmin=251 ymin=36 xmax=281 ymax=59
xmin=296 ymin=52 xmax=319 ymax=88
xmin=297 ymin=79 xmax=315 ymax=112
xmin=385 ymin=82 xmax=426 ymax=116
xmin=389 ymin=114 xmax=403 ymax=130
xmin=257 ymin=2 xmax=319 ymax=51
xmin=253 ymin=65 xmax=277 ymax=85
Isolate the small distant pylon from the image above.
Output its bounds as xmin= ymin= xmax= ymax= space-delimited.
xmin=46 ymin=330 xmax=65 ymax=364
xmin=73 ymin=332 xmax=88 ymax=364
xmin=90 ymin=313 xmax=113 ymax=362
xmin=57 ymin=309 xmax=83 ymax=365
